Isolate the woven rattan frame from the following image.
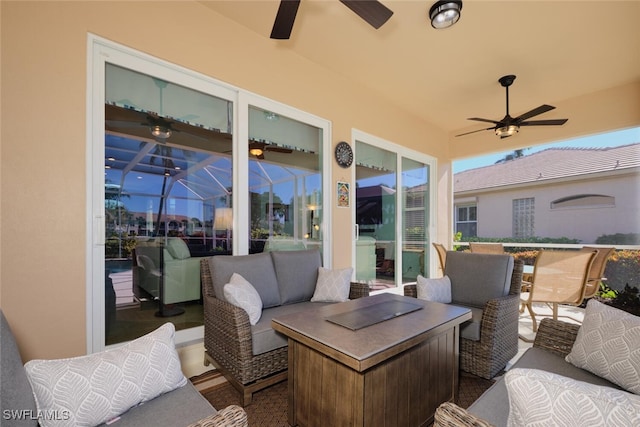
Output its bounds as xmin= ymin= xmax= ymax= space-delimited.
xmin=433 ymin=318 xmax=581 ymax=426
xmin=201 ymin=257 xmax=369 ymax=405
xmin=405 ymin=259 xmax=523 ymax=379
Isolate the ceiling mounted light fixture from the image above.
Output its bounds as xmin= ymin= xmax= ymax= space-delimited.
xmin=495 ymin=125 xmax=519 ymax=138
xmin=429 ymin=0 xmax=462 ymax=29
xmin=249 ymin=147 xmax=264 ymax=157
xmin=150 ymin=125 xmax=172 ymax=139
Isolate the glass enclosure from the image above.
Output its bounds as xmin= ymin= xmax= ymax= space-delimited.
xmin=355 ymin=141 xmax=397 ymax=287
xmin=102 ymin=63 xmax=327 ymax=346
xmin=247 ymin=106 xmax=323 ymax=254
xmin=104 ymin=64 xmax=234 ymax=344
xmin=354 ymin=140 xmax=432 ymax=288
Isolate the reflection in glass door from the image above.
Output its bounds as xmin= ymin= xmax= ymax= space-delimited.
xmin=247 ymin=106 xmax=323 ymax=255
xmin=355 ymin=141 xmax=397 ymax=288
xmin=354 ymin=135 xmax=434 ymax=289
xmin=104 ymin=64 xmax=233 ymax=345
xmin=401 ymin=158 xmax=430 ymax=282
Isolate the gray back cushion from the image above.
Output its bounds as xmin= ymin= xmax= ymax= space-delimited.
xmin=210 ymin=253 xmax=281 ymax=308
xmin=444 ymin=251 xmax=514 ymax=308
xmin=271 ymin=249 xmax=322 ymax=304
xmin=1 ymin=310 xmax=38 ymax=427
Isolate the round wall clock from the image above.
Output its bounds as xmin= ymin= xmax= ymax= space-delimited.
xmin=335 ymin=141 xmax=353 ymax=168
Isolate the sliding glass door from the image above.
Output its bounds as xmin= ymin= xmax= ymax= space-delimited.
xmin=353 ymin=132 xmax=435 ymax=289
xmin=90 ymin=38 xmax=330 ymax=351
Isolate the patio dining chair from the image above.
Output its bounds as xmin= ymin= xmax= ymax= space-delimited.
xmin=469 ymin=242 xmax=504 ymax=254
xmin=520 ymin=249 xmax=597 ymax=332
xmin=432 ymin=242 xmax=447 ymax=272
xmin=580 ymin=246 xmax=615 ymax=299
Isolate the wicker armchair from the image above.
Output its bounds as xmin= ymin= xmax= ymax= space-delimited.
xmin=433 ymin=318 xmax=580 ymax=427
xmin=405 ymin=257 xmax=523 ymax=379
xmin=200 ymin=258 xmax=369 ymax=405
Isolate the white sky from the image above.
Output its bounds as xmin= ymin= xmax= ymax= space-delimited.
xmin=453 ymin=126 xmax=640 ymax=174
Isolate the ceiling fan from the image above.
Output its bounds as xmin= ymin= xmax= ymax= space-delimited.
xmin=456 ymin=75 xmax=568 ymax=139
xmin=249 ymin=139 xmax=293 ymax=159
xmin=270 ymin=0 xmax=393 ymax=40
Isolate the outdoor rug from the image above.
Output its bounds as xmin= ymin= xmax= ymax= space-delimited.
xmin=201 ymin=371 xmax=494 ymax=426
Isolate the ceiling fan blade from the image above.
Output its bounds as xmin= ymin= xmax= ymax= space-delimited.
xmin=270 ymin=0 xmax=301 ymax=39
xmin=455 ymin=127 xmax=494 ymax=137
xmin=467 ymin=117 xmax=502 ymax=125
xmin=520 ymin=119 xmax=568 ymax=126
xmin=265 ymin=147 xmax=294 ymax=153
xmin=514 ymin=104 xmax=555 ymax=122
xmin=340 ymin=0 xmax=393 ymax=29
xmin=106 ymin=120 xmax=145 ymax=128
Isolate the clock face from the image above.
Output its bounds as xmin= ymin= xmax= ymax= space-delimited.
xmin=335 ymin=141 xmax=353 ymax=168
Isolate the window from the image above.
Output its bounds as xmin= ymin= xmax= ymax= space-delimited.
xmin=456 ymin=205 xmax=477 ymax=237
xmin=513 ymin=198 xmax=535 ymax=238
xmin=551 ymin=194 xmax=615 ymax=209
xmin=90 ymin=37 xmax=330 ymax=351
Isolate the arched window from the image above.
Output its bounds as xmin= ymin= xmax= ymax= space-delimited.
xmin=551 ymin=194 xmax=615 ymax=209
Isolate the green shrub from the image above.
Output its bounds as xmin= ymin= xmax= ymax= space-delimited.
xmin=596 ymin=233 xmax=640 ymax=245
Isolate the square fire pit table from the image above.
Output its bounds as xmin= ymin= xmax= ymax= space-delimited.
xmin=271 ymin=292 xmax=472 ymax=427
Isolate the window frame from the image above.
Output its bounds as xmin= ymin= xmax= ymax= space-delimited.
xmin=87 ymin=35 xmax=331 ymax=353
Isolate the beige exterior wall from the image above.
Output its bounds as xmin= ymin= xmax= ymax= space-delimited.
xmin=462 ymin=172 xmax=640 ymax=244
xmin=1 ymin=1 xmax=639 ymax=374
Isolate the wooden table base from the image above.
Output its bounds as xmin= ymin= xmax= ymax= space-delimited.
xmin=287 ymin=326 xmax=459 ymax=427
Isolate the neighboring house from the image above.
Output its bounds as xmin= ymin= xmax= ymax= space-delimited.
xmin=453 ymin=143 xmax=640 ymax=244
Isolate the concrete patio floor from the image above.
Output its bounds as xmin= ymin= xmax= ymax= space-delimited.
xmin=508 ymin=302 xmax=585 ymax=369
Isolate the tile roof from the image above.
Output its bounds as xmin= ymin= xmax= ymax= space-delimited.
xmin=454 ymin=143 xmax=640 ymax=193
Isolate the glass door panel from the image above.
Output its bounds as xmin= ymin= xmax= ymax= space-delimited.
xmin=104 ymin=64 xmax=233 ymax=345
xmin=401 ymin=158 xmax=430 ymax=283
xmin=247 ymin=106 xmax=323 ymax=254
xmin=355 ymin=141 xmax=397 ymax=288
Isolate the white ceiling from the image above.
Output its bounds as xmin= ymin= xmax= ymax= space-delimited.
xmin=201 ymin=1 xmax=640 ymax=135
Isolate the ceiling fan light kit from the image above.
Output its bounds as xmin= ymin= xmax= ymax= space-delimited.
xmin=429 ymin=0 xmax=463 ymax=29
xmin=456 ymin=74 xmax=568 ymax=139
xmin=150 ymin=125 xmax=171 ymax=139
xmin=496 ymin=125 xmax=519 ymax=138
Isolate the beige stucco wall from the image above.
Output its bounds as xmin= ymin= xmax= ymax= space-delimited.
xmin=469 ymin=172 xmax=640 ymax=243
xmin=0 ymin=1 xmax=447 ymax=366
xmin=1 ymin=1 xmax=638 ymax=375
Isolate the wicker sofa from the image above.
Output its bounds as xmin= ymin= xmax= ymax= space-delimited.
xmin=0 ymin=310 xmax=247 ymax=427
xmin=434 ymin=315 xmax=639 ymax=426
xmin=405 ymin=251 xmax=523 ymax=379
xmin=200 ymin=249 xmax=369 ymax=406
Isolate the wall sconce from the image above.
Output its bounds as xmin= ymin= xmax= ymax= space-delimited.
xmin=429 ymin=1 xmax=463 ymax=29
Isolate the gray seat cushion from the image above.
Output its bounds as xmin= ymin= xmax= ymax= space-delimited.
xmin=445 ymin=252 xmax=514 ymax=309
xmin=100 ymin=382 xmax=216 ymax=426
xmin=271 ymin=249 xmax=322 ymax=304
xmin=457 ymin=305 xmax=483 ymax=341
xmin=1 ymin=310 xmax=38 ymax=427
xmin=252 ymin=302 xmax=333 ymax=355
xmin=467 ymin=346 xmax=621 ymax=426
xmin=210 ymin=253 xmax=281 ymax=308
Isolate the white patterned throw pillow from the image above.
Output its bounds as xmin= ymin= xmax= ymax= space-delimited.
xmin=311 ymin=267 xmax=353 ymax=302
xmin=224 ymin=273 xmax=263 ymax=325
xmin=505 ymin=368 xmax=640 ymax=426
xmin=24 ymin=322 xmax=187 ymax=427
xmin=416 ymin=275 xmax=452 ymax=303
xmin=565 ymin=299 xmax=640 ymax=394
